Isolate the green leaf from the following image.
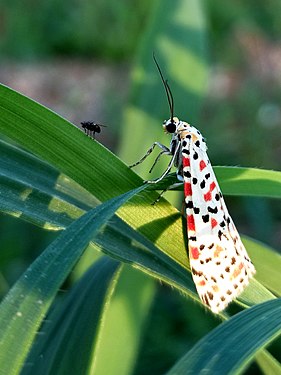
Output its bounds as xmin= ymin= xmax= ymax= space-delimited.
xmin=0 ymin=138 xmax=96 ymax=229
xmin=167 ymin=299 xmax=281 ymax=375
xmin=0 ymin=185 xmax=145 ymax=375
xmin=255 ymin=351 xmax=281 ymax=375
xmin=214 ymin=166 xmax=281 ymax=198
xmin=244 ymin=236 xmax=281 ymax=297
xmin=0 ymin=83 xmax=142 ymax=201
xmin=151 ymin=167 xmax=281 ymax=199
xmin=90 ymin=266 xmax=155 ymax=375
xmin=22 ymin=260 xmax=155 ymax=375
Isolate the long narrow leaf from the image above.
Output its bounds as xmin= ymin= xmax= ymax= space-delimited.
xmin=167 ymin=299 xmax=281 ymax=375
xmin=22 ymin=259 xmax=155 ymax=375
xmin=152 ymin=167 xmax=281 ymax=199
xmin=0 ymin=185 xmax=145 ymax=375
xmin=214 ymin=166 xmax=281 ymax=198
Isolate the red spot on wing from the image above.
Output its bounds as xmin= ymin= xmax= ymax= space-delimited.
xmin=187 ymin=215 xmax=195 ymax=231
xmin=204 ymin=181 xmax=217 ymax=201
xmin=183 ymin=157 xmax=190 ymax=167
xmin=199 ymin=280 xmax=206 ymax=286
xmin=190 ymin=247 xmax=199 ymax=259
xmin=184 ymin=182 xmax=192 ymax=196
xmin=210 ymin=181 xmax=216 ymax=192
xmin=211 ymin=218 xmax=218 ymax=228
xmin=199 ymin=160 xmax=206 ymax=171
xmin=204 ymin=191 xmax=211 ymax=201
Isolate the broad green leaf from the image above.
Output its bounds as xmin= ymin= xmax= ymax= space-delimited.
xmin=22 ymin=260 xmax=155 ymax=375
xmin=0 ymin=185 xmax=145 ymax=375
xmin=167 ymin=299 xmax=281 ymax=375
xmin=0 ymin=84 xmax=188 ymax=272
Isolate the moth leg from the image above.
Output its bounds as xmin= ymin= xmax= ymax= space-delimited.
xmin=129 ymin=142 xmax=171 ymax=168
xmin=151 ymin=189 xmax=167 ymax=205
xmin=151 ymin=182 xmax=183 ymax=205
xmin=145 ymin=141 xmax=181 ymax=184
xmin=149 ymin=149 xmax=171 ymax=173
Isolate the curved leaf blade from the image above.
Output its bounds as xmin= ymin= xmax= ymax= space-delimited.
xmin=167 ymin=299 xmax=281 ymax=375
xmin=0 ymin=185 xmax=145 ymax=375
xmin=22 ymin=259 xmax=155 ymax=375
xmin=0 ymin=83 xmax=141 ymax=201
xmin=152 ymin=167 xmax=281 ymax=199
xmin=0 ymin=138 xmax=96 ymax=229
xmin=214 ymin=166 xmax=281 ymax=198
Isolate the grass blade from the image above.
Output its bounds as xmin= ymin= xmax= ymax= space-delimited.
xmin=167 ymin=299 xmax=281 ymax=375
xmin=0 ymin=185 xmax=144 ymax=375
xmin=22 ymin=259 xmax=155 ymax=375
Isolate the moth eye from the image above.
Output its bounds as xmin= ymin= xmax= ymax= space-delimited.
xmin=165 ymin=122 xmax=176 ymax=133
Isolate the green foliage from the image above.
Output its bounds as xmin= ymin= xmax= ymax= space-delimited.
xmin=0 ymin=1 xmax=281 ymax=375
xmin=0 ymin=83 xmax=281 ymax=373
xmin=0 ymin=0 xmax=151 ymax=59
xmin=167 ymin=299 xmax=281 ymax=375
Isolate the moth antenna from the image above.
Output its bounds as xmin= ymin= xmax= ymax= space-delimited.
xmin=165 ymin=79 xmax=174 ymax=121
xmin=153 ymin=53 xmax=174 ymax=121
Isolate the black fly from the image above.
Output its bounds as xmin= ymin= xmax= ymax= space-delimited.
xmin=81 ymin=121 xmax=106 ymax=139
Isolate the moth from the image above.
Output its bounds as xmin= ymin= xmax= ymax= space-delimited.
xmin=130 ymin=57 xmax=256 ymax=313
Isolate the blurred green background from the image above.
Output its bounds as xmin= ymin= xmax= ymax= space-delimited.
xmin=0 ymin=1 xmax=280 ymax=374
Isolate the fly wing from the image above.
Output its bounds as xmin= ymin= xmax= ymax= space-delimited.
xmin=182 ymin=137 xmax=255 ymax=314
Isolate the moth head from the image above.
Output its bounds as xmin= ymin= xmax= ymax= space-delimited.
xmin=163 ymin=117 xmax=179 ymax=134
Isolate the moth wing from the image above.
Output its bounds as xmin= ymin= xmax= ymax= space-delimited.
xmin=184 ymin=145 xmax=255 ymax=313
